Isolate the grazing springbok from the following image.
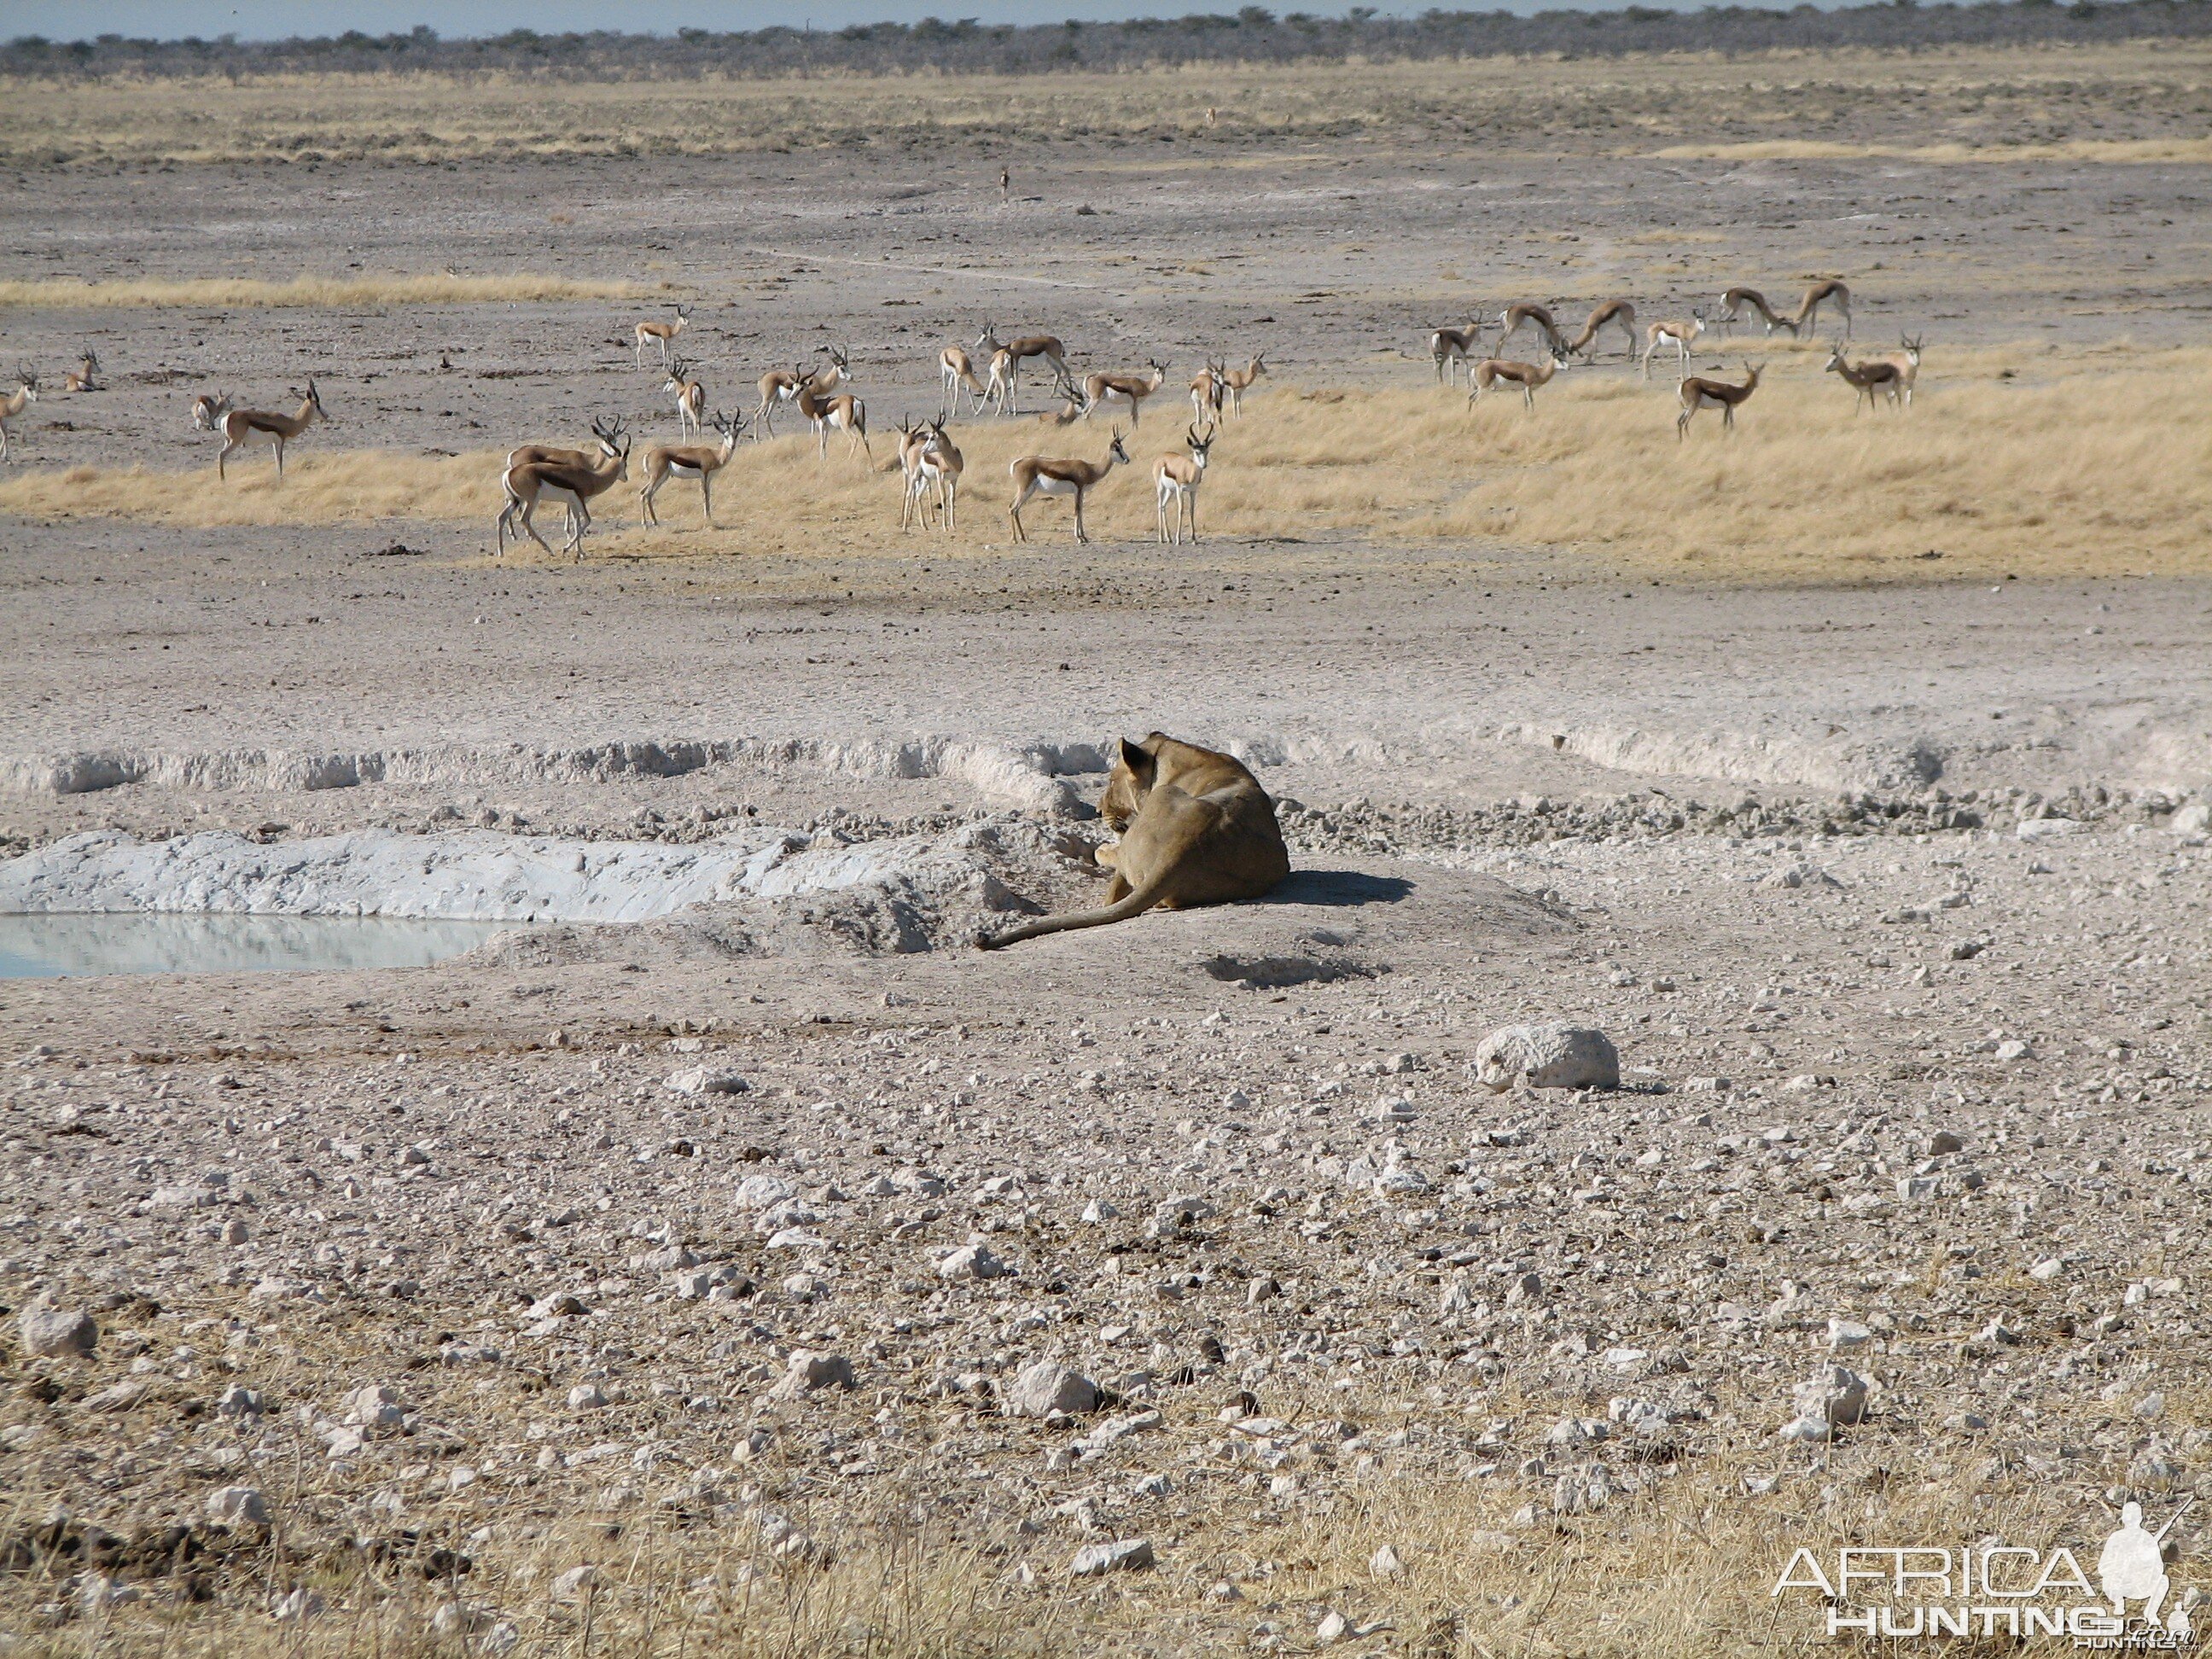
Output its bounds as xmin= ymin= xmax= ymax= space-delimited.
xmin=795 ymin=368 xmax=869 ymax=461
xmin=1497 ymin=303 xmax=1569 ymax=358
xmin=1642 ymin=311 xmax=1707 ymax=380
xmin=1083 ymin=358 xmax=1168 ymax=428
xmin=974 ymin=320 xmax=1069 ymax=410
xmin=634 ymin=304 xmax=690 ymax=368
xmin=217 ymin=379 xmax=328 ymax=480
xmin=1220 ymin=352 xmax=1266 ymax=417
xmin=1154 ymin=422 xmax=1215 ymax=545
xmin=639 ymin=410 xmax=743 ymax=526
xmin=498 ymin=421 xmax=630 ymax=559
xmin=1429 ymin=323 xmax=1484 ymax=386
xmin=1468 ymin=348 xmax=1567 ymax=413
xmin=189 ymin=391 xmax=233 ymax=433
xmin=1563 ymin=300 xmax=1638 ymax=363
xmin=663 ymin=356 xmax=706 ymax=439
xmin=1791 ymin=280 xmax=1852 ymax=339
xmin=939 ymin=343 xmax=987 ymax=416
xmin=1824 ymin=343 xmax=1902 ymax=414
xmin=0 ymin=367 xmax=39 ymax=463
xmin=1676 ymin=363 xmax=1761 ymax=439
xmin=62 ymin=349 xmax=101 ymax=393
xmin=1008 ymin=428 xmax=1130 ymax=544
xmin=1717 ymin=287 xmax=1795 ymax=337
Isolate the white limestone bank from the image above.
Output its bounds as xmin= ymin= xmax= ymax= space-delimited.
xmin=0 ymin=820 xmax=1074 ymax=925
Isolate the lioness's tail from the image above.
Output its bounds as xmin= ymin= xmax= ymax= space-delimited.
xmin=976 ymin=876 xmax=1170 ymax=950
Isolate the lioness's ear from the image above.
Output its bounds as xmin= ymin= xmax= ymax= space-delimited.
xmin=1118 ymin=736 xmax=1154 ymax=774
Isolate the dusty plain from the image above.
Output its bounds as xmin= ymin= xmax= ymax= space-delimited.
xmin=3 ymin=43 xmax=2212 ymax=1658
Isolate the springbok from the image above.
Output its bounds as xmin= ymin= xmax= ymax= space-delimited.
xmin=939 ymin=343 xmax=987 ymax=416
xmin=1083 ymin=358 xmax=1168 ymax=428
xmin=639 ymin=410 xmax=743 ymax=526
xmin=1877 ymin=334 xmax=1923 ymax=408
xmin=1824 ymin=343 xmax=1902 ymax=414
xmin=497 ymin=421 xmax=630 ymax=559
xmin=61 ymin=349 xmax=100 ymax=393
xmin=917 ymin=417 xmax=963 ymax=533
xmin=974 ymin=320 xmax=1069 ymax=410
xmin=189 ymin=391 xmax=232 ymax=433
xmin=217 ymin=379 xmax=328 ymax=480
xmin=1468 ymin=347 xmax=1567 ymax=413
xmin=504 ymin=415 xmax=626 ymax=542
xmin=1717 ymin=287 xmax=1795 ymax=337
xmin=1641 ymin=311 xmax=1706 ymax=380
xmin=0 ymin=367 xmax=39 ymax=463
xmin=1008 ymin=428 xmax=1130 ymax=544
xmin=634 ymin=305 xmax=690 ymax=369
xmin=1791 ymin=280 xmax=1851 ymax=339
xmin=663 ymin=356 xmax=706 ymax=439
xmin=1220 ymin=352 xmax=1266 ymax=417
xmin=1676 ymin=363 xmax=1761 ymax=439
xmin=794 ymin=368 xmax=869 ymax=461
xmin=1429 ymin=323 xmax=1484 ymax=386
xmin=895 ymin=417 xmax=934 ymax=531
xmin=1563 ymin=300 xmax=1638 ymax=363
xmin=1498 ymin=303 xmax=1569 ymax=358
xmin=1190 ymin=359 xmax=1227 ymax=422
xmin=1154 ymin=422 xmax=1214 ymax=545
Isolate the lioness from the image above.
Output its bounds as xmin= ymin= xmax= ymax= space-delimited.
xmin=979 ymin=732 xmax=1290 ymax=948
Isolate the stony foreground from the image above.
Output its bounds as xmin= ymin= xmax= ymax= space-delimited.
xmin=4 ymin=789 xmax=2209 ymax=1656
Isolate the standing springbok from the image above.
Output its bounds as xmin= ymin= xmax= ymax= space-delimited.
xmin=497 ymin=421 xmax=630 ymax=559
xmin=1083 ymin=358 xmax=1167 ymax=428
xmin=917 ymin=417 xmax=963 ymax=533
xmin=1824 ymin=343 xmax=1902 ymax=414
xmin=895 ymin=417 xmax=934 ymax=531
xmin=1791 ymin=280 xmax=1851 ymax=339
xmin=1008 ymin=428 xmax=1130 ymax=544
xmin=1220 ymin=352 xmax=1266 ymax=417
xmin=189 ymin=391 xmax=232 ymax=433
xmin=939 ymin=343 xmax=987 ymax=416
xmin=1876 ymin=335 xmax=1923 ymax=408
xmin=1676 ymin=363 xmax=1761 ymax=439
xmin=639 ymin=410 xmax=743 ymax=526
xmin=217 ymin=379 xmax=328 ymax=480
xmin=1190 ymin=359 xmax=1227 ymax=422
xmin=663 ymin=356 xmax=706 ymax=439
xmin=1564 ymin=300 xmax=1638 ymax=363
xmin=1641 ymin=311 xmax=1707 ymax=380
xmin=61 ymin=349 xmax=101 ymax=393
xmin=634 ymin=304 xmax=690 ymax=368
xmin=974 ymin=320 xmax=1069 ymax=410
xmin=0 ymin=367 xmax=39 ymax=463
xmin=1429 ymin=323 xmax=1485 ymax=386
xmin=1468 ymin=347 xmax=1567 ymax=413
xmin=1717 ymin=287 xmax=1796 ymax=337
xmin=504 ymin=415 xmax=626 ymax=543
xmin=795 ymin=368 xmax=869 ymax=461
xmin=1497 ymin=303 xmax=1569 ymax=358
xmin=1154 ymin=422 xmax=1214 ymax=545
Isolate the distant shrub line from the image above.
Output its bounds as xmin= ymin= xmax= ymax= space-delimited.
xmin=6 ymin=0 xmax=2209 ymax=81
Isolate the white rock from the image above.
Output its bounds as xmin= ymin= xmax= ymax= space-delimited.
xmin=1472 ymin=1024 xmax=1620 ymax=1093
xmin=568 ymin=1383 xmax=608 ymax=1411
xmin=1791 ymin=1364 xmax=1869 ymax=1428
xmin=550 ymin=1565 xmax=598 ymax=1599
xmin=206 ymin=1486 xmax=269 ymax=1526
xmin=341 ymin=1384 xmax=406 ymax=1429
xmin=1369 ymin=1543 xmax=1405 ymax=1578
xmin=1826 ymin=1319 xmax=1873 ymax=1348
xmin=271 ymin=1587 xmax=324 ymax=1621
xmin=1080 ymin=1199 xmax=1120 ymax=1224
xmin=666 ymin=1067 xmax=748 ymax=1097
xmin=2029 ymin=1257 xmax=2064 ymax=1281
xmin=1068 ymin=1538 xmax=1153 ymax=1576
xmin=937 ymin=1243 xmax=1010 ymax=1281
xmin=1316 ymin=1610 xmax=1351 ymax=1644
xmin=734 ymin=1173 xmax=795 ymax=1209
xmin=1004 ymin=1360 xmax=1097 ymax=1418
xmin=2016 ymin=817 xmax=2087 ymax=841
xmin=17 ymin=1304 xmax=96 ymax=1358
xmin=1994 ymin=1039 xmax=2035 ymax=1062
xmin=768 ymin=1349 xmax=854 ymax=1399
xmin=1777 ymin=1415 xmax=1831 ymax=1444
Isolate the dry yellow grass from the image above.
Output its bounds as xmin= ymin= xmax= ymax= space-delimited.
xmin=0 ymin=272 xmax=650 ymax=311
xmin=3 ymin=40 xmax=2208 ymax=166
xmin=6 ymin=343 xmax=2204 ymax=584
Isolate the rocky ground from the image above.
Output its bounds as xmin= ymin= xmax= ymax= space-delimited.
xmin=4 ymin=112 xmax=2212 ymax=1659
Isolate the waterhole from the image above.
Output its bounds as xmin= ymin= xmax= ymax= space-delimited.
xmin=0 ymin=912 xmax=520 ymax=980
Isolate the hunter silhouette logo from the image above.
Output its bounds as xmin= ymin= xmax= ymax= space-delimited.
xmin=1773 ymin=1499 xmax=2198 ymax=1645
xmin=2102 ymin=1500 xmax=2196 ymax=1639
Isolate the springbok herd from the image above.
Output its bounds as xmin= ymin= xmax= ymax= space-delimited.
xmin=0 ymin=276 xmax=1922 ymax=560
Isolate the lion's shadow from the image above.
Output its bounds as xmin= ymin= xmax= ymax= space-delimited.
xmin=1260 ymin=870 xmax=1416 ymax=908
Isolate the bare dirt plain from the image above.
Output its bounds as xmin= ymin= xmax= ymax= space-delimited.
xmin=3 ymin=44 xmax=2212 ymax=1659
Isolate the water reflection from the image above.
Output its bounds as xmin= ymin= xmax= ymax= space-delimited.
xmin=0 ymin=912 xmax=525 ymax=979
